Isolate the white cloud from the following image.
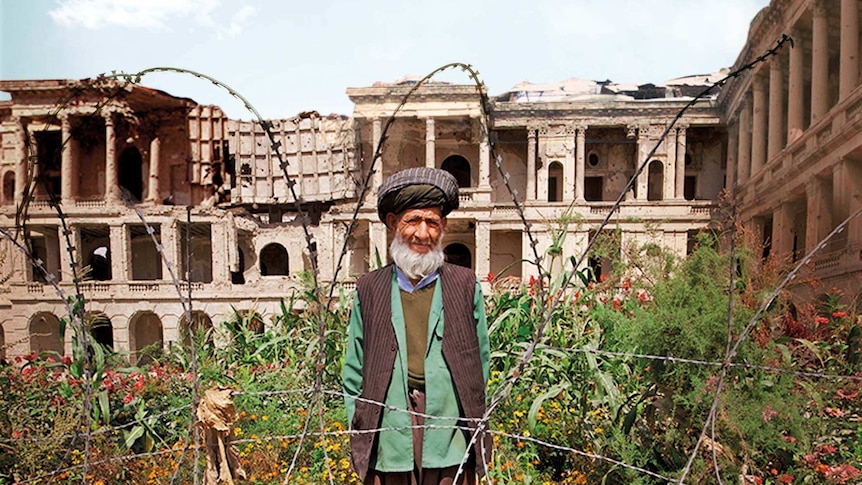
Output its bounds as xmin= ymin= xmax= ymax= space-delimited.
xmin=224 ymin=5 xmax=257 ymax=38
xmin=48 ymin=0 xmax=221 ymax=31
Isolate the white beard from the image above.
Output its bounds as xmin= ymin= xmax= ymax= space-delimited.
xmin=389 ymin=231 xmax=445 ymax=281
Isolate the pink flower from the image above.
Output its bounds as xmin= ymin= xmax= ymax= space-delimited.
xmin=781 ymin=435 xmax=797 ymax=445
xmin=815 ymin=444 xmax=837 ymax=455
xmin=762 ymin=405 xmax=779 ymax=423
xmin=824 ymin=464 xmax=860 ymax=484
xmin=824 ymin=407 xmax=845 ymax=418
xmin=835 ymin=389 xmax=859 ymax=400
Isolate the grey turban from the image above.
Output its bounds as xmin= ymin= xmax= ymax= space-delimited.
xmin=377 ymin=167 xmax=460 ymax=221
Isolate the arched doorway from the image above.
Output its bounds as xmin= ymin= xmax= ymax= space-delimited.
xmin=29 ymin=312 xmax=63 ymax=355
xmin=2 ymin=171 xmax=14 ymax=205
xmin=441 ymin=155 xmax=472 ymax=188
xmin=260 ymin=243 xmax=288 ymax=276
xmin=119 ymin=147 xmax=144 ymax=202
xmin=647 ymin=160 xmax=664 ymax=201
xmin=181 ymin=311 xmax=213 ymax=347
xmin=130 ymin=311 xmax=163 ymax=365
xmin=444 ymin=243 xmax=472 ymax=269
xmin=547 ymin=162 xmax=563 ymax=202
xmin=0 ymin=324 xmax=6 ymax=361
xmin=85 ymin=311 xmax=114 ymax=350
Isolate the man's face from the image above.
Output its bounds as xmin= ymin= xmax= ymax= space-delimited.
xmin=386 ymin=207 xmax=447 ymax=255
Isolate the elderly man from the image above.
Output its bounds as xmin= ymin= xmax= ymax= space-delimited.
xmin=343 ymin=167 xmax=492 ymax=485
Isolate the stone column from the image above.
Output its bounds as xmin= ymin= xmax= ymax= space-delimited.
xmin=60 ymin=114 xmax=75 ymax=205
xmin=563 ymin=125 xmax=576 ymax=201
xmin=675 ymin=125 xmax=687 ymax=199
xmin=148 ymin=137 xmax=161 ymax=203
xmin=737 ymin=97 xmax=753 ymax=184
xmin=425 ymin=118 xmax=435 ymax=168
xmin=475 ymin=221 xmax=491 ymax=281
xmin=57 ymin=225 xmax=73 ymax=283
xmin=811 ymin=0 xmax=830 ymax=123
xmin=841 ymin=158 xmax=862 ymax=243
xmin=773 ymin=202 xmax=794 ymax=258
xmin=635 ymin=125 xmax=649 ymax=200
xmin=109 ymin=224 xmax=127 ymax=281
xmin=664 ymin=127 xmax=677 ymax=200
xmin=14 ymin=117 xmax=28 ymax=204
xmin=726 ymin=122 xmax=738 ymax=191
xmin=526 ymin=128 xmax=537 ymax=201
xmin=104 ymin=113 xmax=119 ymax=203
xmin=372 ymin=118 xmax=383 ymax=197
xmin=575 ymin=125 xmax=586 ymax=202
xmin=477 ymin=117 xmax=491 ymax=201
xmin=163 ymin=222 xmax=179 ymax=282
xmin=537 ymin=125 xmax=549 ymax=201
xmin=840 ymin=0 xmax=859 ymax=100
xmin=787 ymin=29 xmax=806 ymax=141
xmin=805 ymin=178 xmax=832 ymax=252
xmin=369 ymin=221 xmax=388 ymax=265
xmin=768 ymin=56 xmax=785 ymax=160
xmin=751 ymin=73 xmax=768 ymax=176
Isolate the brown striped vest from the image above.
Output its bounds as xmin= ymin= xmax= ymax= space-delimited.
xmin=349 ymin=263 xmax=492 ymax=480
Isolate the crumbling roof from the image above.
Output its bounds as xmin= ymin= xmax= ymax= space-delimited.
xmin=496 ymin=69 xmax=728 ymax=103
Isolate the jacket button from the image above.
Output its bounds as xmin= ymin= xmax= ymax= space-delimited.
xmin=391 ymin=345 xmax=397 ymax=351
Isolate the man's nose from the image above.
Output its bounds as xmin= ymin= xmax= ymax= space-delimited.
xmin=414 ymin=222 xmax=430 ymax=239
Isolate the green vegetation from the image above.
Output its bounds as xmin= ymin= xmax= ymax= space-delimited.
xmin=0 ymin=236 xmax=860 ymax=484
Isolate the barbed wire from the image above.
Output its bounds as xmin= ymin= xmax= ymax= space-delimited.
xmin=5 ymin=31 xmax=860 ymax=485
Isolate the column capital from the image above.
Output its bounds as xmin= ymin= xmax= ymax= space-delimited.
xmin=527 ymin=128 xmax=537 ymax=139
xmin=563 ymin=124 xmax=578 ymax=136
xmin=526 ymin=121 xmax=541 ymax=132
xmin=102 ymin=111 xmax=115 ymax=124
xmin=810 ymin=0 xmax=828 ymax=17
xmin=537 ymin=123 xmax=550 ymax=136
xmin=626 ymin=124 xmax=638 ymax=139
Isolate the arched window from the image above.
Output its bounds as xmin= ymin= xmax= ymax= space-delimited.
xmin=85 ymin=311 xmax=114 ymax=350
xmin=444 ymin=243 xmax=472 ymax=269
xmin=119 ymin=147 xmax=144 ymax=202
xmin=547 ymin=162 xmax=563 ymax=202
xmin=29 ymin=312 xmax=63 ymax=355
xmin=441 ymin=155 xmax=472 ymax=188
xmin=647 ymin=160 xmax=664 ymax=201
xmin=260 ymin=243 xmax=288 ymax=276
xmin=2 ymin=171 xmax=14 ymax=205
xmin=130 ymin=311 xmax=163 ymax=365
xmin=181 ymin=311 xmax=213 ymax=347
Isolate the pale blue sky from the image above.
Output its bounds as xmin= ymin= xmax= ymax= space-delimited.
xmin=1 ymin=0 xmax=769 ymax=118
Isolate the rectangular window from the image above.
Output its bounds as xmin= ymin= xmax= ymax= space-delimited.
xmin=584 ymin=177 xmax=603 ymax=201
xmin=684 ymin=176 xmax=697 ymax=201
xmin=130 ymin=225 xmax=163 ymax=281
xmin=179 ymin=223 xmax=213 ymax=283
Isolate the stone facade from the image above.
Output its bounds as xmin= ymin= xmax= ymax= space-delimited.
xmin=721 ymin=0 xmax=862 ymax=301
xmin=1 ymin=0 xmax=860 ymax=360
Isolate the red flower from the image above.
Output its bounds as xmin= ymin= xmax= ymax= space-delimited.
xmin=612 ymin=299 xmax=622 ymax=310
xmin=831 ymin=311 xmax=847 ymax=319
xmin=778 ymin=473 xmax=794 ymax=484
xmin=815 ymin=444 xmax=837 ymax=455
xmin=529 ymin=275 xmax=537 ymax=287
xmin=62 ymin=356 xmax=72 ymax=366
xmin=123 ymin=393 xmax=134 ymax=404
xmin=134 ymin=379 xmax=145 ymax=390
xmin=573 ymin=291 xmax=581 ymax=302
xmin=599 ymin=273 xmax=607 ymax=283
xmin=815 ymin=316 xmax=829 ymax=325
xmin=835 ymin=389 xmax=859 ymax=400
xmin=622 ymin=278 xmax=632 ymax=290
xmin=487 ymin=272 xmax=495 ymax=283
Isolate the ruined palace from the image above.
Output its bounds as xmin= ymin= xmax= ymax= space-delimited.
xmin=1 ymin=0 xmax=860 ymax=361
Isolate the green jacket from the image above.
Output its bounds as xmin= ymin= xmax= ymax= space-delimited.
xmin=342 ymin=270 xmax=489 ymax=472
